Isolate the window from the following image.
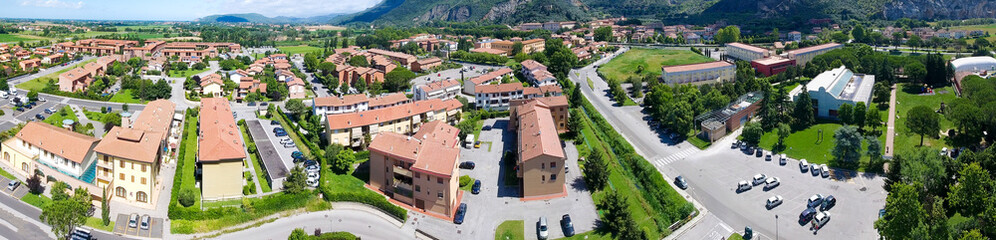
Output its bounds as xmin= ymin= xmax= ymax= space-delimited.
xmin=119 ymin=173 xmax=125 ymax=180
xmin=141 ymin=177 xmax=146 ymax=185
xmin=541 ymin=163 xmax=545 ymax=169
xmin=427 ymin=175 xmax=431 ymax=181
xmin=21 ymin=162 xmax=27 ymax=171
xmin=437 ymin=192 xmax=443 ymax=199
xmin=131 ymin=176 xmax=134 ymax=183
xmin=415 ymin=185 xmax=421 ymax=192
xmin=437 ymin=177 xmax=443 ymax=184
xmin=115 ymin=187 xmax=126 ymax=197
xmin=542 ymin=175 xmax=546 ymax=181
xmin=550 ymin=162 xmax=556 ymax=168
xmin=551 ymin=174 xmax=557 ymax=181
xmin=120 ymin=161 xmax=125 ymax=168
xmin=142 ymin=165 xmax=147 ymax=172
xmin=136 ymin=191 xmax=147 ymax=203
xmin=414 ymin=172 xmax=420 ymax=178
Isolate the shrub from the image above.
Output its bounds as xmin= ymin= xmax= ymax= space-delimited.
xmin=459 ymin=175 xmax=472 ymax=187
xmin=322 ymin=191 xmax=407 ymax=220
xmin=178 ymin=188 xmax=196 ymax=207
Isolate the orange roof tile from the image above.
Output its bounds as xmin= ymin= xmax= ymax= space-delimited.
xmin=419 ymin=79 xmax=460 ymax=93
xmin=198 ymin=98 xmax=246 ymax=162
xmin=131 ymin=100 xmax=176 ymax=139
xmin=661 ymin=61 xmax=734 ymax=73
xmin=469 ymin=68 xmax=513 ymax=85
xmin=15 ymin=122 xmax=100 ymax=164
xmin=475 ymin=83 xmax=524 ymax=94
xmin=314 ymin=94 xmax=370 ymax=107
xmin=369 ymin=93 xmax=410 ymax=108
xmin=326 ymin=99 xmax=447 ymax=130
xmin=517 ymin=103 xmax=565 ymax=161
xmin=93 ymin=127 xmax=165 ymax=163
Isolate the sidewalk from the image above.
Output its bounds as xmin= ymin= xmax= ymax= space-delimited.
xmin=884 ymin=84 xmax=897 ymax=159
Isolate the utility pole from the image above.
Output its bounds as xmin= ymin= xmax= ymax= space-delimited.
xmin=775 ymin=215 xmax=779 ymax=240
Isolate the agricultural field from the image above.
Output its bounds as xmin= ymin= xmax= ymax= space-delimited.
xmin=0 ymin=33 xmax=51 ymax=43
xmin=277 ymin=45 xmax=323 ymax=55
xmin=598 ymin=48 xmax=714 ymax=82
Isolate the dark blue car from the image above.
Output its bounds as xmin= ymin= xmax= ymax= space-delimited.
xmin=471 ymin=180 xmax=481 ymax=194
xmin=453 ymin=203 xmax=467 ymax=224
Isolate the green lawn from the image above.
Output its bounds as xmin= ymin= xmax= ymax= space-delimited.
xmin=43 ymin=106 xmax=79 ymax=126
xmin=893 ymin=84 xmax=958 ymax=155
xmin=168 ymin=69 xmax=210 ymax=78
xmin=178 ymin=113 xmax=202 ymax=209
xmin=950 ymin=24 xmax=996 ymax=44
xmin=0 ymin=167 xmax=15 ymax=180
xmin=495 ymin=220 xmax=524 ymax=240
xmin=277 ymin=45 xmax=323 ymax=55
xmin=21 ymin=193 xmax=51 ymax=208
xmin=727 ymin=233 xmax=745 ymax=240
xmin=459 ymin=176 xmax=476 ymax=191
xmin=83 ymin=110 xmax=108 ymax=121
xmin=108 ymin=89 xmax=144 ymax=104
xmin=0 ymin=34 xmax=39 ymax=43
xmin=598 ymin=48 xmax=714 ymax=82
xmin=758 ymin=123 xmax=886 ymax=171
xmin=239 ymin=124 xmax=273 ymax=192
xmin=85 ymin=217 xmax=114 ymax=232
xmin=18 ymin=58 xmax=100 ymax=92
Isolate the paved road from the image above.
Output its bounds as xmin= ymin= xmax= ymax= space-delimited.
xmin=217 ymin=209 xmax=411 ymax=240
xmin=884 ymin=84 xmax=897 ymax=158
xmin=7 ymin=56 xmax=97 ymax=86
xmin=569 ymin=47 xmax=886 ymax=239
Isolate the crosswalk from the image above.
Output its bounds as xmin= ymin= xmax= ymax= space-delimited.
xmin=652 ymin=148 xmax=700 ymax=167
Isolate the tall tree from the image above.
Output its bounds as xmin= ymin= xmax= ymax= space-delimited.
xmin=777 ymin=123 xmax=791 ymax=149
xmin=715 ymin=26 xmax=741 ymax=44
xmin=875 ymin=183 xmax=926 ymax=240
xmin=101 ymin=187 xmax=110 ymax=226
xmin=947 ymin=163 xmax=992 ymax=216
xmin=792 ymin=86 xmax=815 ymax=129
xmin=41 ymin=187 xmax=90 ymax=239
xmin=832 ymin=126 xmax=863 ymax=167
xmin=583 ymin=149 xmax=609 ymax=191
xmin=741 ymin=122 xmax=763 ymax=146
xmin=283 ymin=166 xmax=307 ymax=194
xmin=839 ymin=103 xmax=854 ymax=125
xmin=866 ymin=107 xmax=882 ymax=132
xmin=907 ymin=105 xmax=940 ymax=146
xmin=854 ymin=102 xmax=867 ymax=129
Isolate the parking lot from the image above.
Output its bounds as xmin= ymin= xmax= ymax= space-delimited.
xmin=671 ymin=136 xmax=887 ymax=239
xmin=251 ymin=117 xmax=302 ymax=173
xmin=0 ymin=176 xmax=28 ymax=199
xmin=414 ymin=118 xmax=599 ymax=240
xmin=113 ymin=213 xmax=163 ymax=238
xmin=245 ymin=119 xmax=290 ymax=184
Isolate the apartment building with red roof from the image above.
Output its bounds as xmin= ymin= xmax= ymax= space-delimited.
xmin=414 ymin=79 xmax=461 ymax=101
xmin=512 ymin=99 xmax=567 ymax=199
xmin=520 ymin=60 xmax=558 ymax=86
xmin=312 ymin=93 xmax=411 ymax=117
xmin=93 ymin=99 xmax=176 ymax=207
xmin=18 ymin=58 xmax=40 ymax=71
xmin=326 ymin=98 xmax=462 ymax=147
xmin=368 ymin=120 xmax=461 ymax=218
xmin=367 ymin=48 xmax=417 ymax=68
xmin=411 ymin=57 xmax=442 ymax=72
xmin=661 ymin=61 xmax=736 ymax=85
xmin=198 ymin=98 xmax=246 ymax=200
xmin=58 ymin=55 xmax=118 ymax=92
xmin=462 ymin=68 xmax=514 ymax=94
xmin=474 ymin=83 xmax=563 ymax=110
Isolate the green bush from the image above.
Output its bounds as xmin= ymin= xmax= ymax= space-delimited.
xmin=459 ymin=175 xmax=472 ymax=187
xmin=178 ymin=188 xmax=196 ymax=207
xmin=322 ymin=191 xmax=407 ymax=220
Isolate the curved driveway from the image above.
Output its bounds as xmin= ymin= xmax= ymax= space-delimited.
xmin=214 ymin=209 xmax=413 ymax=240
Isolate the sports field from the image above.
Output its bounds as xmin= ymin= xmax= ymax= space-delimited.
xmin=598 ymin=48 xmax=714 ymax=81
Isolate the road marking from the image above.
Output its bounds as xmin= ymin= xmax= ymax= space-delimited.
xmin=0 ymin=216 xmax=17 ymax=232
xmin=653 ymin=148 xmax=699 ymax=167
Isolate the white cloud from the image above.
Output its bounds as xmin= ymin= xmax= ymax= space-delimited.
xmin=213 ymin=0 xmax=379 ymax=17
xmin=20 ymin=0 xmax=84 ymax=9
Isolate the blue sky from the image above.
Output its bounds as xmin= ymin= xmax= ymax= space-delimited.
xmin=0 ymin=0 xmax=381 ymax=21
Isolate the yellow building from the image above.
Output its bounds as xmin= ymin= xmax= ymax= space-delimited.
xmin=94 ymin=127 xmax=165 ymax=205
xmin=661 ymin=61 xmax=736 ymax=85
xmin=786 ymin=43 xmax=842 ymax=66
xmin=0 ymin=122 xmax=102 ymax=196
xmin=198 ymin=98 xmax=246 ymax=200
xmin=491 ymin=39 xmax=545 ymax=55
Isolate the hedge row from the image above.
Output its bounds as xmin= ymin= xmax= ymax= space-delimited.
xmin=578 ymin=95 xmax=693 ymax=227
xmin=322 ymin=191 xmax=408 ymax=220
xmin=276 ymin=106 xmax=323 ymax=160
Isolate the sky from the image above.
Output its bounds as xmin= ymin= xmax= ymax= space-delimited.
xmin=0 ymin=0 xmax=381 ymax=21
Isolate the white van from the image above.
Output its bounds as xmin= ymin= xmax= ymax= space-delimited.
xmin=0 ymin=92 xmax=8 ymax=99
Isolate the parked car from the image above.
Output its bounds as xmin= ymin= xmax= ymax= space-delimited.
xmin=260 ymin=102 xmax=269 ymax=106
xmin=248 ymin=102 xmax=256 ymax=106
xmin=275 ymin=132 xmax=288 ymax=137
xmin=272 ymin=127 xmax=285 ymax=133
xmin=821 ymin=164 xmax=830 ymax=178
xmin=270 ymin=120 xmax=280 ymax=125
xmin=799 ymin=208 xmax=817 ymax=224
xmin=752 ymin=174 xmax=768 ymax=185
xmin=471 ymin=180 xmax=481 ymax=194
xmin=765 ymin=154 xmax=772 ymax=161
xmin=44 ymin=107 xmax=55 ymax=114
xmin=674 ymin=176 xmax=688 ymax=190
xmin=34 ymin=114 xmax=44 ymax=120
xmin=766 ymin=195 xmax=784 ymax=209
xmin=737 ymin=180 xmax=752 ymax=192
xmin=70 ymin=227 xmax=91 ymax=240
xmin=459 ymin=161 xmax=476 ymax=170
xmin=879 ymin=209 xmax=886 ymax=218
xmin=732 ymin=141 xmax=740 ymax=149
xmin=764 ymin=177 xmax=780 ymax=190
xmin=800 ymin=159 xmax=809 ymax=172
xmin=140 ymin=215 xmax=151 ymax=230
xmin=453 ymin=203 xmax=467 ymax=224
xmin=561 ymin=214 xmax=575 ymax=237
xmin=474 ymin=141 xmax=481 ymax=148
xmin=283 ymin=142 xmax=296 ymax=148
xmin=808 ymin=194 xmax=825 ymax=208
xmin=755 ymin=149 xmax=763 ymax=157
xmin=128 ymin=214 xmax=139 ymax=228
xmin=6 ymin=180 xmax=20 ymax=191
xmin=779 ymin=154 xmax=787 ymax=165
xmin=812 ymin=211 xmax=831 ymax=230
xmin=538 ymin=216 xmax=549 ymax=240
xmin=821 ymin=195 xmax=837 ymax=211
xmin=280 ymin=138 xmax=293 ymax=144
xmin=292 ymin=151 xmax=304 ymax=160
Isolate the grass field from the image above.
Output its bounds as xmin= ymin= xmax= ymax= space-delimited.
xmin=0 ymin=167 xmax=16 ymax=180
xmin=277 ymin=45 xmax=323 ymax=55
xmin=950 ymin=24 xmax=996 ymax=44
xmin=758 ymin=122 xmax=886 ymax=171
xmin=108 ymin=89 xmax=143 ymax=104
xmin=598 ymin=48 xmax=714 ymax=82
xmin=21 ymin=192 xmax=51 ymax=208
xmin=893 ymin=84 xmax=957 ymax=154
xmin=168 ymin=68 xmax=209 ymax=78
xmin=0 ymin=34 xmax=44 ymax=43
xmin=18 ymin=58 xmax=98 ymax=92
xmin=495 ymin=220 xmax=524 ymax=240
xmin=43 ymin=106 xmax=78 ymax=126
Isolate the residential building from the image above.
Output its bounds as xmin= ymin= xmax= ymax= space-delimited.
xmin=236 ymin=77 xmax=267 ymax=100
xmin=790 ymin=66 xmax=875 ymax=119
xmin=18 ymin=58 xmax=40 ymax=71
xmin=520 ymin=60 xmax=558 ymax=86
xmin=367 ymin=49 xmax=417 ymax=68
xmin=696 ymin=92 xmax=763 ymax=142
xmin=325 ymin=99 xmax=463 ymax=147
xmin=511 ymin=99 xmax=566 ymax=199
xmin=469 ymin=48 xmax=508 ymax=56
xmin=474 ymin=83 xmax=524 ymax=110
xmin=200 ymin=73 xmax=225 ymax=97
xmin=41 ymin=53 xmax=64 ymax=64
xmin=368 ymin=121 xmax=461 ymax=218
xmin=0 ymin=122 xmax=102 ymax=195
xmin=312 ymin=93 xmax=411 ymax=117
xmin=726 ymin=43 xmax=769 ymax=61
xmin=788 ymin=31 xmax=803 ymax=41
xmin=414 ymin=79 xmax=461 ymax=101
xmin=412 ymin=57 xmax=442 ymax=72
xmin=198 ymin=98 xmax=246 ymax=200
xmin=510 ymin=96 xmax=570 ymax=134
xmin=751 ymin=57 xmax=796 ymax=77
xmin=287 ymin=77 xmax=306 ymax=99
xmin=491 ymin=39 xmax=545 ymax=55
xmin=786 ymin=43 xmax=842 ymax=66
xmin=462 ymin=68 xmax=514 ymax=94
xmin=660 ymin=61 xmax=736 ymax=85
xmin=54 ymin=39 xmax=140 ymax=55
xmin=58 ymin=55 xmax=118 ymax=92
xmin=93 ymin=99 xmax=177 ymax=205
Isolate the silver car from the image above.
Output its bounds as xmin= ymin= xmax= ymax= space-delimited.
xmin=766 ymin=195 xmax=783 ymax=209
xmin=128 ymin=213 xmax=139 ymax=228
xmin=821 ymin=164 xmax=830 ymax=178
xmin=800 ymin=159 xmax=809 ymax=172
xmin=810 ymin=163 xmax=821 ymax=176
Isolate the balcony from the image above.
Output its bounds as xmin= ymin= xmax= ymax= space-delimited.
xmin=96 ymin=172 xmax=112 ymax=182
xmin=96 ymin=160 xmax=113 ymax=170
xmin=393 ymin=165 xmax=412 ymax=177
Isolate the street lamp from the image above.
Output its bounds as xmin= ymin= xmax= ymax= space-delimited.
xmin=775 ymin=215 xmax=779 ymax=240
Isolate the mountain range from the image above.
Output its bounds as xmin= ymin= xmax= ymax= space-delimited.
xmin=197 ymin=0 xmax=996 ymax=26
xmin=195 ymin=13 xmax=346 ymax=24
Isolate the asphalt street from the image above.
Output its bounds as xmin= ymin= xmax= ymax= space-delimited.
xmin=216 ymin=209 xmax=412 ymax=240
xmin=569 ymin=47 xmax=887 ymax=239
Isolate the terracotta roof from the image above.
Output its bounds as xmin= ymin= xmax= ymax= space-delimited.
xmin=132 ymin=99 xmax=176 ymax=140
xmin=751 ymin=56 xmax=794 ymax=66
xmin=727 ymin=43 xmax=768 ymax=54
xmin=661 ymin=61 xmax=734 ymax=73
xmin=517 ymin=103 xmax=565 ymax=161
xmin=93 ymin=127 xmax=165 ymax=163
xmin=15 ymin=122 xmax=100 ymax=164
xmin=419 ymin=79 xmax=460 ymax=93
xmin=287 ymin=77 xmax=305 ymax=86
xmin=369 ymin=131 xmax=459 ymax=178
xmin=469 ymin=68 xmax=513 ymax=85
xmin=200 ymin=73 xmax=223 ymax=87
xmin=538 ymin=85 xmax=563 ymax=94
xmin=524 ymin=87 xmax=541 ymax=96
xmin=475 ymin=83 xmax=524 ymax=94
xmin=417 ymin=57 xmax=442 ymax=65
xmin=442 ymin=98 xmax=463 ymax=111
xmin=520 ymin=60 xmax=546 ymax=72
xmin=369 ymin=93 xmax=409 ymax=108
xmin=326 ymin=99 xmax=447 ymax=130
xmin=367 ymin=48 xmax=416 ymax=61
xmin=470 ymin=48 xmax=507 ymax=55
xmin=314 ymin=94 xmax=370 ymax=107
xmin=534 ymin=96 xmax=568 ymax=107
xmin=413 ymin=120 xmax=460 ymax=148
xmin=787 ymin=43 xmax=841 ymax=55
xmin=198 ymin=98 xmax=246 ymax=162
